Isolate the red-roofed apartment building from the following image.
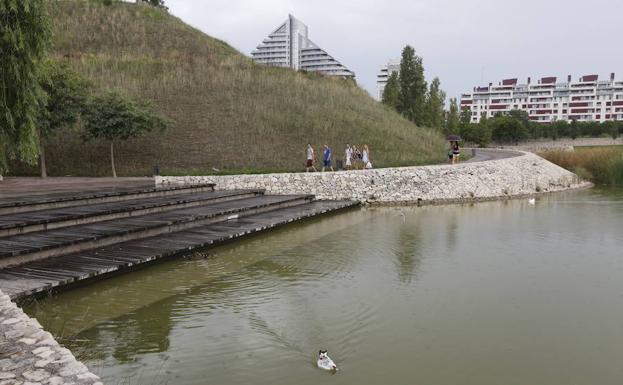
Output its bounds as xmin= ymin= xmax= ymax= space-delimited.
xmin=460 ymin=73 xmax=623 ymax=123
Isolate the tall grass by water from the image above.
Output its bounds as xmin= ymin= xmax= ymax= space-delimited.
xmin=11 ymin=1 xmax=445 ymax=176
xmin=540 ymin=146 xmax=623 ymax=186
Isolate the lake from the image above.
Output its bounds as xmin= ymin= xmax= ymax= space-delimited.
xmin=24 ymin=188 xmax=623 ymax=385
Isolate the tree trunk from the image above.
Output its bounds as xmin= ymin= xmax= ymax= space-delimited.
xmin=39 ymin=141 xmax=47 ymax=178
xmin=110 ymin=141 xmax=117 ymax=178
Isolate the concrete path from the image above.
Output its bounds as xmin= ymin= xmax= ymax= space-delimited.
xmin=464 ymin=148 xmax=523 ymax=163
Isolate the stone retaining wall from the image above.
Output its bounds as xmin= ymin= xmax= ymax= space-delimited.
xmin=0 ymin=290 xmax=102 ymax=384
xmin=156 ymin=150 xmax=590 ymax=204
xmin=493 ymin=137 xmax=623 ymax=153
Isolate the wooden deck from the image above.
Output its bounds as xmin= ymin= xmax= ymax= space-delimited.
xmin=0 ymin=200 xmax=356 ymax=300
xmin=0 ymin=189 xmax=262 ymax=236
xmin=0 ymin=180 xmax=215 ymax=214
xmin=0 ymin=178 xmax=358 ymax=299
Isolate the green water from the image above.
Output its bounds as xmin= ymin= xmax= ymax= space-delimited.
xmin=24 ymin=188 xmax=623 ymax=385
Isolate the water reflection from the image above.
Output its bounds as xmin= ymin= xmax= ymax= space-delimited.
xmin=393 ymin=219 xmax=422 ymax=284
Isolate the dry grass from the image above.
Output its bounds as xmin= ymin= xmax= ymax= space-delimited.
xmin=540 ymin=147 xmax=623 ymax=186
xmin=11 ymin=1 xmax=445 ymax=176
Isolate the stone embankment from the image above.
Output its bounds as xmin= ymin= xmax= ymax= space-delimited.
xmin=156 ymin=149 xmax=591 ymax=204
xmin=0 ymin=290 xmax=102 ymax=385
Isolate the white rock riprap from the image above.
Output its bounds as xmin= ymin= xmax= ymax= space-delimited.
xmin=156 ymin=150 xmax=590 ymax=204
xmin=0 ymin=291 xmax=102 ymax=385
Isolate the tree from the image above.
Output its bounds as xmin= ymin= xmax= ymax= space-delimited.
xmin=476 ymin=116 xmax=492 ymax=147
xmin=83 ymin=92 xmax=170 ymax=177
xmin=381 ymin=72 xmax=400 ymax=110
xmin=424 ymin=77 xmax=445 ymax=130
xmin=606 ymin=121 xmax=620 ymax=141
xmin=569 ymin=119 xmax=580 ymax=140
xmin=0 ymin=0 xmax=51 ymax=174
xmin=549 ymin=120 xmax=567 ymax=141
xmin=444 ymin=98 xmax=460 ymax=136
xmin=491 ymin=115 xmax=528 ymax=144
xmin=138 ymin=0 xmax=168 ymax=10
xmin=398 ymin=45 xmax=427 ymax=125
xmin=37 ymin=61 xmax=90 ymax=177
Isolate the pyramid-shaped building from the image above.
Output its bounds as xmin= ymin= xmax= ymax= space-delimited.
xmin=251 ymin=15 xmax=355 ymax=78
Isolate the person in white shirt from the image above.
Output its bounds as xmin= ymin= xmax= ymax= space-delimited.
xmin=344 ymin=144 xmax=353 ymax=170
xmin=362 ymin=144 xmax=372 ymax=169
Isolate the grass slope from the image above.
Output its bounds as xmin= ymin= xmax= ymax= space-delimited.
xmin=15 ymin=1 xmax=445 ymax=176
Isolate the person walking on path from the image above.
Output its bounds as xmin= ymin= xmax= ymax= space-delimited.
xmin=344 ymin=144 xmax=353 ymax=170
xmin=451 ymin=141 xmax=460 ymax=164
xmin=362 ymin=144 xmax=372 ymax=169
xmin=322 ymin=144 xmax=334 ymax=172
xmin=447 ymin=144 xmax=454 ymax=164
xmin=306 ymin=143 xmax=317 ymax=172
xmin=352 ymin=145 xmax=361 ymax=170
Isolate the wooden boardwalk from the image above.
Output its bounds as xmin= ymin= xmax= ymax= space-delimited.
xmin=0 ymin=200 xmax=355 ymax=300
xmin=0 ymin=178 xmax=358 ymax=299
xmin=0 ymin=189 xmax=261 ymax=236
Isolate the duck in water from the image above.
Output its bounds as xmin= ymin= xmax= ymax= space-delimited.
xmin=317 ymin=350 xmax=337 ymax=371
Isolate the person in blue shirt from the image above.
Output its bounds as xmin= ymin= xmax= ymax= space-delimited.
xmin=322 ymin=144 xmax=334 ymax=172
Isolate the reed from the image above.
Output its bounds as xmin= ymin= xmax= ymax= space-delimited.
xmin=10 ymin=1 xmax=445 ymax=176
xmin=540 ymin=147 xmax=623 ymax=186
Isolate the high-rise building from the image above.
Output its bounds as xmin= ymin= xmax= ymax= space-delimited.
xmin=460 ymin=73 xmax=623 ymax=123
xmin=251 ymin=14 xmax=355 ymax=78
xmin=376 ymin=60 xmax=400 ymax=100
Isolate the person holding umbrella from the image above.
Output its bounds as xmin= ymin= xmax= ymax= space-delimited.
xmin=447 ymin=135 xmax=461 ymax=165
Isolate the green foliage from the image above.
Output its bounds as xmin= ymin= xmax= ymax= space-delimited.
xmin=381 ymin=72 xmax=400 ymax=110
xmin=444 ymin=98 xmax=460 ymax=136
xmin=83 ymin=91 xmax=169 ymax=176
xmin=569 ymin=119 xmax=580 ymax=140
xmin=139 ymin=0 xmax=167 ymax=8
xmin=398 ymin=45 xmax=427 ymax=125
xmin=424 ymin=77 xmax=445 ymax=130
xmin=0 ymin=0 xmax=51 ymax=173
xmin=38 ymin=61 xmax=90 ymax=138
xmin=490 ymin=112 xmax=529 ymax=144
xmin=476 ymin=116 xmax=492 ymax=147
xmin=83 ymin=91 xmax=168 ymax=142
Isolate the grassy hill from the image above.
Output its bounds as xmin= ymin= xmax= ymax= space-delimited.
xmin=13 ymin=1 xmax=445 ymax=176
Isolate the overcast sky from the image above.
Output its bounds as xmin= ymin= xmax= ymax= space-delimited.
xmin=166 ymin=0 xmax=622 ymax=101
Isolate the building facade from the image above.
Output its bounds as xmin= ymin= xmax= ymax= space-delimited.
xmin=460 ymin=74 xmax=623 ymax=123
xmin=376 ymin=60 xmax=400 ymax=100
xmin=251 ymin=15 xmax=355 ymax=78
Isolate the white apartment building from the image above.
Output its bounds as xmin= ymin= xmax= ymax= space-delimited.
xmin=376 ymin=60 xmax=400 ymax=100
xmin=251 ymin=15 xmax=355 ymax=78
xmin=460 ymin=74 xmax=623 ymax=123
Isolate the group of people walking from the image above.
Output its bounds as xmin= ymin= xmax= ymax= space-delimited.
xmin=306 ymin=143 xmax=372 ymax=172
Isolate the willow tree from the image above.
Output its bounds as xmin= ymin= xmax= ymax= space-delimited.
xmin=83 ymin=92 xmax=169 ymax=177
xmin=0 ymin=0 xmax=51 ymax=174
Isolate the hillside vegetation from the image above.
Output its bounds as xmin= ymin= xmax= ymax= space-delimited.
xmin=13 ymin=1 xmax=445 ymax=176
